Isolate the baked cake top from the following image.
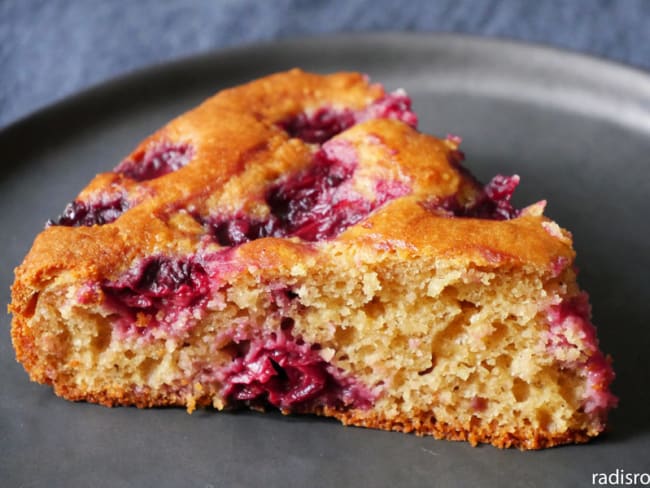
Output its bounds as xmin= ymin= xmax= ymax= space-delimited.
xmin=13 ymin=69 xmax=574 ymax=311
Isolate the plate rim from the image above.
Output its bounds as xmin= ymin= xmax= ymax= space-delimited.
xmin=2 ymin=32 xmax=650 ymax=139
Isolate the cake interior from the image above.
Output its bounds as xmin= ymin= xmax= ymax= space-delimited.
xmin=22 ymin=238 xmax=613 ymax=448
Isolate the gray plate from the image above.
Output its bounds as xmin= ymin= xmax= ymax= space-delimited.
xmin=1 ymin=34 xmax=649 ymax=487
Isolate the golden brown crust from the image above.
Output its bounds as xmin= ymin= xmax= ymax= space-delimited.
xmin=11 ymin=71 xmax=380 ymax=297
xmin=10 ymin=70 xmax=573 ymax=314
xmin=324 ymin=408 xmax=594 ymax=450
xmin=36 ymin=378 xmax=596 ymax=450
xmin=340 ymin=199 xmax=573 ymax=268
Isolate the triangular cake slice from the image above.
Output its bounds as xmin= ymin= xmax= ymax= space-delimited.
xmin=10 ymin=69 xmax=617 ymax=449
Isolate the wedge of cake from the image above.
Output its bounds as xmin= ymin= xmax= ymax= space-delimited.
xmin=10 ymin=69 xmax=617 ymax=449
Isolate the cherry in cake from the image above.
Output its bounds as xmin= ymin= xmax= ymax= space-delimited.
xmin=115 ymin=140 xmax=194 ymax=181
xmin=10 ymin=70 xmax=616 ymax=449
xmin=48 ymin=195 xmax=130 ymax=227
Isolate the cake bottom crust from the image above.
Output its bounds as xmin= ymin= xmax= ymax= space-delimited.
xmin=325 ymin=408 xmax=593 ymax=450
xmin=47 ymin=380 xmax=594 ymax=450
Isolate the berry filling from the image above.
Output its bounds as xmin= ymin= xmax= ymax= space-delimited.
xmin=280 ymin=90 xmax=418 ymax=144
xmin=357 ymin=89 xmax=418 ymax=127
xmin=419 ymin=142 xmax=521 ymax=220
xmin=264 ymin=141 xmax=363 ymax=241
xmin=460 ymin=174 xmax=521 ymax=220
xmin=204 ymin=140 xmax=411 ymax=245
xmin=281 ymin=108 xmax=356 ymax=144
xmin=220 ymin=320 xmax=374 ymax=411
xmin=546 ymin=293 xmax=617 ymax=417
xmin=48 ymin=195 xmax=129 ymax=227
xmin=550 ymin=256 xmax=570 ymax=277
xmin=423 ymin=174 xmax=521 ymax=220
xmin=208 ymin=217 xmax=275 ymax=248
xmin=115 ymin=140 xmax=194 ymax=181
xmin=102 ymin=255 xmax=210 ymax=334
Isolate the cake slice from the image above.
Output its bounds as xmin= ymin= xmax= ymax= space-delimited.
xmin=10 ymin=69 xmax=617 ymax=449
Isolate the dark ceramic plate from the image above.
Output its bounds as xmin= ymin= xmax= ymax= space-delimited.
xmin=1 ymin=34 xmax=649 ymax=487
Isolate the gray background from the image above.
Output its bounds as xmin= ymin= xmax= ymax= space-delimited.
xmin=1 ymin=0 xmax=650 ymax=128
